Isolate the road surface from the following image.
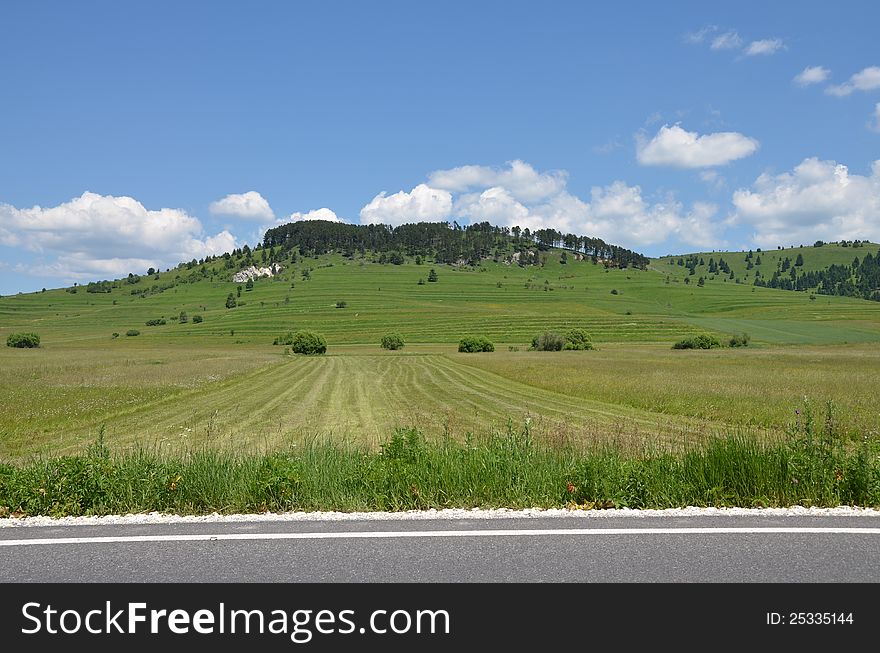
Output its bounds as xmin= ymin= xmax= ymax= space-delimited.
xmin=1 ymin=510 xmax=878 ymax=582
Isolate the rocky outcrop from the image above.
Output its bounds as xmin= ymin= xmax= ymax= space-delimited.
xmin=232 ymin=263 xmax=282 ymax=283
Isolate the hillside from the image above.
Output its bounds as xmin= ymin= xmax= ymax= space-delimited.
xmin=2 ymin=235 xmax=879 ymax=347
xmin=1 ymin=223 xmax=880 ymax=458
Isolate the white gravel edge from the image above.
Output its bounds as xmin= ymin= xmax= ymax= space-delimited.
xmin=2 ymin=505 xmax=879 ymax=527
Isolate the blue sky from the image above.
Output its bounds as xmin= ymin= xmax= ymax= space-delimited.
xmin=1 ymin=0 xmax=879 ymax=294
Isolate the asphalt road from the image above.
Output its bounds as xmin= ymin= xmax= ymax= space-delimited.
xmin=1 ymin=513 xmax=878 ymax=582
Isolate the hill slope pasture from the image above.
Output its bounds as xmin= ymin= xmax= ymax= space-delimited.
xmin=1 ymin=240 xmax=879 ymax=459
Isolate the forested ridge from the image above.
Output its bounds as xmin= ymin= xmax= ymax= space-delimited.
xmin=262 ymin=220 xmax=651 ymax=269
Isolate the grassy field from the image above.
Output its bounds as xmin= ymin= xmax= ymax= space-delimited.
xmin=1 ymin=242 xmax=879 ymax=463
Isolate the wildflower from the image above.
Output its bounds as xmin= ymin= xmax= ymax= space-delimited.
xmin=566 ymin=482 xmax=575 ymax=493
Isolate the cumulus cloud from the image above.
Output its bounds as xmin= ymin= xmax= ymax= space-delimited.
xmin=711 ymin=31 xmax=742 ymax=50
xmin=289 ymin=207 xmax=342 ymax=223
xmin=359 ymin=183 xmax=453 ymax=226
xmin=0 ymin=192 xmax=236 ymax=281
xmin=209 ymin=191 xmax=274 ymax=221
xmin=743 ymin=38 xmax=784 ymax=56
xmin=636 ymin=124 xmax=759 ymax=168
xmin=826 ymin=66 xmax=880 ymax=97
xmin=428 ymin=160 xmax=567 ymax=202
xmin=794 ymin=66 xmax=830 ymax=86
xmin=731 ymin=158 xmax=880 ymax=247
xmin=361 ymin=161 xmax=725 ymax=250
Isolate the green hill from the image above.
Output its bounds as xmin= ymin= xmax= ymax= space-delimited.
xmin=1 ymin=224 xmax=879 ymax=458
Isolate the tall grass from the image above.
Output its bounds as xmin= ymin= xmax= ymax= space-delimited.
xmin=1 ymin=405 xmax=877 ymax=517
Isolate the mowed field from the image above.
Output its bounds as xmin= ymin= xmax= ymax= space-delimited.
xmin=1 ymin=243 xmax=879 ymax=459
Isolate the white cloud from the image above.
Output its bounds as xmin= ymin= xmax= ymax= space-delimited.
xmin=826 ymin=66 xmax=880 ymax=97
xmin=359 ymin=183 xmax=453 ymax=226
xmin=731 ymin=157 xmax=880 ymax=247
xmin=870 ymin=103 xmax=880 ymax=133
xmin=793 ymin=66 xmax=830 ymax=86
xmin=0 ymin=192 xmax=236 ymax=281
xmin=684 ymin=25 xmax=717 ymax=44
xmin=636 ymin=124 xmax=759 ymax=168
xmin=209 ymin=191 xmax=274 ymax=221
xmin=358 ymin=161 xmax=726 ymax=249
xmin=711 ymin=30 xmax=742 ymax=50
xmin=427 ymin=160 xmax=567 ymax=202
xmin=289 ymin=207 xmax=342 ymax=223
xmin=743 ymin=38 xmax=784 ymax=56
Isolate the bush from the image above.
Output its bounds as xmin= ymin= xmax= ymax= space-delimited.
xmin=111 ymin=333 xmax=119 ymax=339
xmin=530 ymin=331 xmax=565 ymax=351
xmin=125 ymin=329 xmax=141 ymax=337
xmin=145 ymin=318 xmax=166 ymax=326
xmin=427 ymin=268 xmax=438 ymax=282
xmin=380 ymin=333 xmax=405 ymax=350
xmin=458 ymin=336 xmax=494 ymax=353
xmin=564 ymin=328 xmax=594 ymax=350
xmin=672 ymin=334 xmax=722 ymax=350
xmin=273 ymin=331 xmax=294 ymax=346
xmin=728 ymin=332 xmax=751 ymax=347
xmin=610 ymin=289 xmax=619 ymax=295
xmin=192 ymin=314 xmax=203 ymax=324
xmin=6 ymin=333 xmax=40 ymax=348
xmin=335 ymin=301 xmax=347 ymax=309
xmin=290 ymin=331 xmax=327 ymax=355
xmin=178 ymin=311 xmax=188 ymax=324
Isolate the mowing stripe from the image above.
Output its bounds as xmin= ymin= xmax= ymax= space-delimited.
xmin=1 ymin=527 xmax=879 ymax=547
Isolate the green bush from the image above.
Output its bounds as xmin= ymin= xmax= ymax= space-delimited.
xmin=273 ymin=331 xmax=294 ymax=346
xmin=335 ymin=301 xmax=347 ymax=308
xmin=564 ymin=328 xmax=594 ymax=350
xmin=380 ymin=333 xmax=405 ymax=350
xmin=530 ymin=331 xmax=565 ymax=351
xmin=673 ymin=334 xmax=722 ymax=350
xmin=6 ymin=333 xmax=40 ymax=348
xmin=458 ymin=336 xmax=494 ymax=353
xmin=192 ymin=315 xmax=203 ymax=324
xmin=291 ymin=331 xmax=327 ymax=355
xmin=145 ymin=318 xmax=166 ymax=326
xmin=728 ymin=332 xmax=751 ymax=347
xmin=125 ymin=329 xmax=141 ymax=337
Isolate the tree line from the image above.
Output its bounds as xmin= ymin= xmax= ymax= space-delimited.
xmin=262 ymin=220 xmax=650 ymax=269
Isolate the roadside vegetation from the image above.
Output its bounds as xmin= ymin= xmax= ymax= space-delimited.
xmin=1 ymin=404 xmax=877 ymax=517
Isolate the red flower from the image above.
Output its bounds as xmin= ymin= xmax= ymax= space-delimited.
xmin=566 ymin=482 xmax=575 ymax=493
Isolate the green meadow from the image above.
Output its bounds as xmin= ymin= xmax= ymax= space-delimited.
xmin=1 ymin=242 xmax=879 ymax=461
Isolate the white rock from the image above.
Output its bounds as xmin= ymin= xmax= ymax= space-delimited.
xmin=232 ymin=263 xmax=283 ymax=283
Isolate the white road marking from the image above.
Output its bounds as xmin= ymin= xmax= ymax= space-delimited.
xmin=0 ymin=527 xmax=878 ymax=547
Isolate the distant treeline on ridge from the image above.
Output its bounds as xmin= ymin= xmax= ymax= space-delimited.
xmin=262 ymin=220 xmax=650 ymax=269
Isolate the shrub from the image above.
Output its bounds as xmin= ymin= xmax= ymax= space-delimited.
xmin=380 ymin=333 xmax=405 ymax=350
xmin=125 ymin=329 xmax=141 ymax=337
xmin=335 ymin=301 xmax=347 ymax=309
xmin=530 ymin=331 xmax=565 ymax=351
xmin=427 ymin=268 xmax=438 ymax=282
xmin=728 ymin=333 xmax=751 ymax=347
xmin=145 ymin=318 xmax=166 ymax=326
xmin=6 ymin=333 xmax=40 ymax=348
xmin=192 ymin=314 xmax=203 ymax=324
xmin=564 ymin=328 xmax=594 ymax=350
xmin=610 ymin=289 xmax=619 ymax=295
xmin=458 ymin=336 xmax=494 ymax=353
xmin=178 ymin=311 xmax=188 ymax=324
xmin=672 ymin=333 xmax=722 ymax=350
xmin=111 ymin=333 xmax=119 ymax=339
xmin=273 ymin=331 xmax=294 ymax=346
xmin=290 ymin=331 xmax=327 ymax=355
